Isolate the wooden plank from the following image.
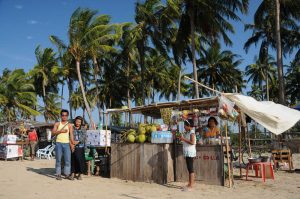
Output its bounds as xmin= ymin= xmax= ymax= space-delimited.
xmin=142 ymin=143 xmax=150 ymax=182
xmin=175 ymin=145 xmax=224 ymax=186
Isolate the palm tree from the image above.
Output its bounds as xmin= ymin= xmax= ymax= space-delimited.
xmin=49 ymin=37 xmax=78 ymax=119
xmin=98 ymin=53 xmax=126 ymax=109
xmin=51 ymin=8 xmax=116 ymax=126
xmin=245 ymin=56 xmax=276 ymax=100
xmin=118 ymin=24 xmax=140 ymax=117
xmin=248 ymin=0 xmax=300 ymax=104
xmin=285 ymin=57 xmax=300 ymax=105
xmin=197 ymin=44 xmax=244 ymax=94
xmin=69 ymin=88 xmax=83 ymax=117
xmin=175 ymin=0 xmax=248 ymax=98
xmin=86 ymin=14 xmax=123 ymax=122
xmin=159 ymin=63 xmax=189 ymax=101
xmin=144 ymin=49 xmax=169 ymax=103
xmin=29 ymin=46 xmax=59 ymax=100
xmin=0 ymin=69 xmax=39 ymax=121
xmin=39 ymin=93 xmax=61 ymax=122
xmin=247 ymin=84 xmax=263 ymax=101
xmin=134 ymin=0 xmax=165 ymax=105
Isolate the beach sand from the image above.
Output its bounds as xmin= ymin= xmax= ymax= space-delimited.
xmin=0 ymin=155 xmax=299 ymax=199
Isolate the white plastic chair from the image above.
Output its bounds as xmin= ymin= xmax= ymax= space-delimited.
xmin=38 ymin=145 xmax=56 ymax=160
xmin=36 ymin=145 xmax=51 ymax=158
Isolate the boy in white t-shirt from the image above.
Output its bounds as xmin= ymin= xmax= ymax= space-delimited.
xmin=178 ymin=119 xmax=196 ymax=191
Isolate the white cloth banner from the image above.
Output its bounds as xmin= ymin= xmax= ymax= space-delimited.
xmin=224 ymin=93 xmax=300 ymax=135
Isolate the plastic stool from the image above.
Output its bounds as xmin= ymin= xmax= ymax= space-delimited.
xmin=246 ymin=162 xmax=275 ymax=182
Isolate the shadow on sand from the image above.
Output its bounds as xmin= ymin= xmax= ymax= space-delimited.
xmin=162 ymin=183 xmax=183 ymax=190
xmin=26 ymin=167 xmax=56 ymax=179
xmin=119 ymin=194 xmax=144 ymax=199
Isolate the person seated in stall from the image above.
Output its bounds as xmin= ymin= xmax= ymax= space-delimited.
xmin=203 ymin=116 xmax=220 ymax=138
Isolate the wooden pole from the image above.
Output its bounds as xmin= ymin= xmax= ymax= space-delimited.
xmin=238 ymin=118 xmax=242 ymax=178
xmin=246 ymin=125 xmax=252 ymax=158
xmin=105 ymin=113 xmax=109 ymax=154
xmin=225 ymin=122 xmax=232 ymax=188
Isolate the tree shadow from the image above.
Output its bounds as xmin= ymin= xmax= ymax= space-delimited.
xmin=26 ymin=167 xmax=56 ymax=179
xmin=162 ymin=183 xmax=183 ymax=190
xmin=119 ymin=194 xmax=144 ymax=199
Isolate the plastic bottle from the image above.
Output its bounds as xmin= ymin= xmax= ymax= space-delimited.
xmin=98 ymin=122 xmax=103 ymax=130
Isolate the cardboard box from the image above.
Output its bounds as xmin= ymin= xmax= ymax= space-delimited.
xmin=86 ymin=130 xmax=111 ymax=147
xmin=6 ymin=145 xmax=19 ymax=158
xmin=3 ymin=135 xmax=17 ymax=144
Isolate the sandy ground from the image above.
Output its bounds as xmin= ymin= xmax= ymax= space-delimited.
xmin=0 ymin=155 xmax=299 ymax=199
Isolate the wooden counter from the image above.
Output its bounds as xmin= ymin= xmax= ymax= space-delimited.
xmin=175 ymin=145 xmax=224 ymax=186
xmin=110 ymin=143 xmax=174 ymax=184
xmin=110 ymin=143 xmax=225 ymax=186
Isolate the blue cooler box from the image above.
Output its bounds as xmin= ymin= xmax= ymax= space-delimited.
xmin=151 ymin=131 xmax=173 ymax=143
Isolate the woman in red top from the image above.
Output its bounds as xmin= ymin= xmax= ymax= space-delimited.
xmin=28 ymin=126 xmax=38 ymax=161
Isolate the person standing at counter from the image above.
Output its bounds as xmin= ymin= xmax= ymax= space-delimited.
xmin=178 ymin=119 xmax=196 ymax=191
xmin=204 ymin=116 xmax=220 ymax=138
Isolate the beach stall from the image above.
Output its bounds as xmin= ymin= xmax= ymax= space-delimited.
xmin=0 ymin=121 xmax=54 ymax=160
xmin=107 ymin=96 xmax=235 ymax=186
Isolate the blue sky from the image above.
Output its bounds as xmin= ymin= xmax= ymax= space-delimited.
xmin=0 ymin=0 xmax=297 ymax=122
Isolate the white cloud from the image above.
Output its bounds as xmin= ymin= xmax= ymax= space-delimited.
xmin=15 ymin=5 xmax=23 ymax=10
xmin=27 ymin=20 xmax=38 ymax=25
xmin=26 ymin=36 xmax=33 ymax=40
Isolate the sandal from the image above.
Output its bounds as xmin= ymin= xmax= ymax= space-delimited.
xmin=66 ymin=175 xmax=74 ymax=180
xmin=77 ymin=175 xmax=82 ymax=180
xmin=56 ymin=175 xmax=62 ymax=181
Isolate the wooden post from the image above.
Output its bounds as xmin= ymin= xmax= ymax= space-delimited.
xmin=238 ymin=119 xmax=242 ymax=178
xmin=105 ymin=113 xmax=109 ymax=154
xmin=246 ymin=125 xmax=252 ymax=158
xmin=225 ymin=122 xmax=232 ymax=188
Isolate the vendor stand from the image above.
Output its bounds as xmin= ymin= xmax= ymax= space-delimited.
xmin=107 ymin=96 xmax=234 ymax=186
xmin=0 ymin=121 xmax=54 ymax=160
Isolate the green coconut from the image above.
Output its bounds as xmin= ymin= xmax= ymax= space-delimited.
xmin=127 ymin=134 xmax=135 ymax=143
xmin=138 ymin=127 xmax=146 ymax=134
xmin=137 ymin=134 xmax=146 ymax=143
xmin=150 ymin=125 xmax=157 ymax=133
xmin=147 ymin=135 xmax=152 ymax=142
xmin=146 ymin=125 xmax=152 ymax=133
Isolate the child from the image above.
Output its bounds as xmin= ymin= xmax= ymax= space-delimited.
xmin=178 ymin=119 xmax=196 ymax=191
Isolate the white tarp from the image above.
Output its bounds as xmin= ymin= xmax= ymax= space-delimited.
xmin=224 ymin=93 xmax=300 ymax=135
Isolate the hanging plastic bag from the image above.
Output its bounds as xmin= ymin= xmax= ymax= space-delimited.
xmin=218 ymin=95 xmax=238 ymax=121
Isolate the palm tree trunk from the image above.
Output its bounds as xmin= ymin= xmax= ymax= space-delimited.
xmin=275 ymin=0 xmax=285 ymax=105
xmin=42 ymin=82 xmax=46 ymax=99
xmin=67 ymin=79 xmax=73 ymax=119
xmin=127 ymin=59 xmax=133 ymax=127
xmin=266 ymin=74 xmax=269 ymax=101
xmin=76 ymin=60 xmax=95 ymax=127
xmin=83 ymin=107 xmax=86 ymax=121
xmin=189 ymin=3 xmax=199 ymax=99
xmin=93 ymin=56 xmax=102 ymax=123
xmin=177 ymin=68 xmax=182 ymax=101
xmin=139 ymin=40 xmax=146 ymax=105
xmin=61 ymin=81 xmax=64 ymax=109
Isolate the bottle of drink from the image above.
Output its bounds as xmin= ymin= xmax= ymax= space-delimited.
xmin=98 ymin=122 xmax=103 ymax=130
